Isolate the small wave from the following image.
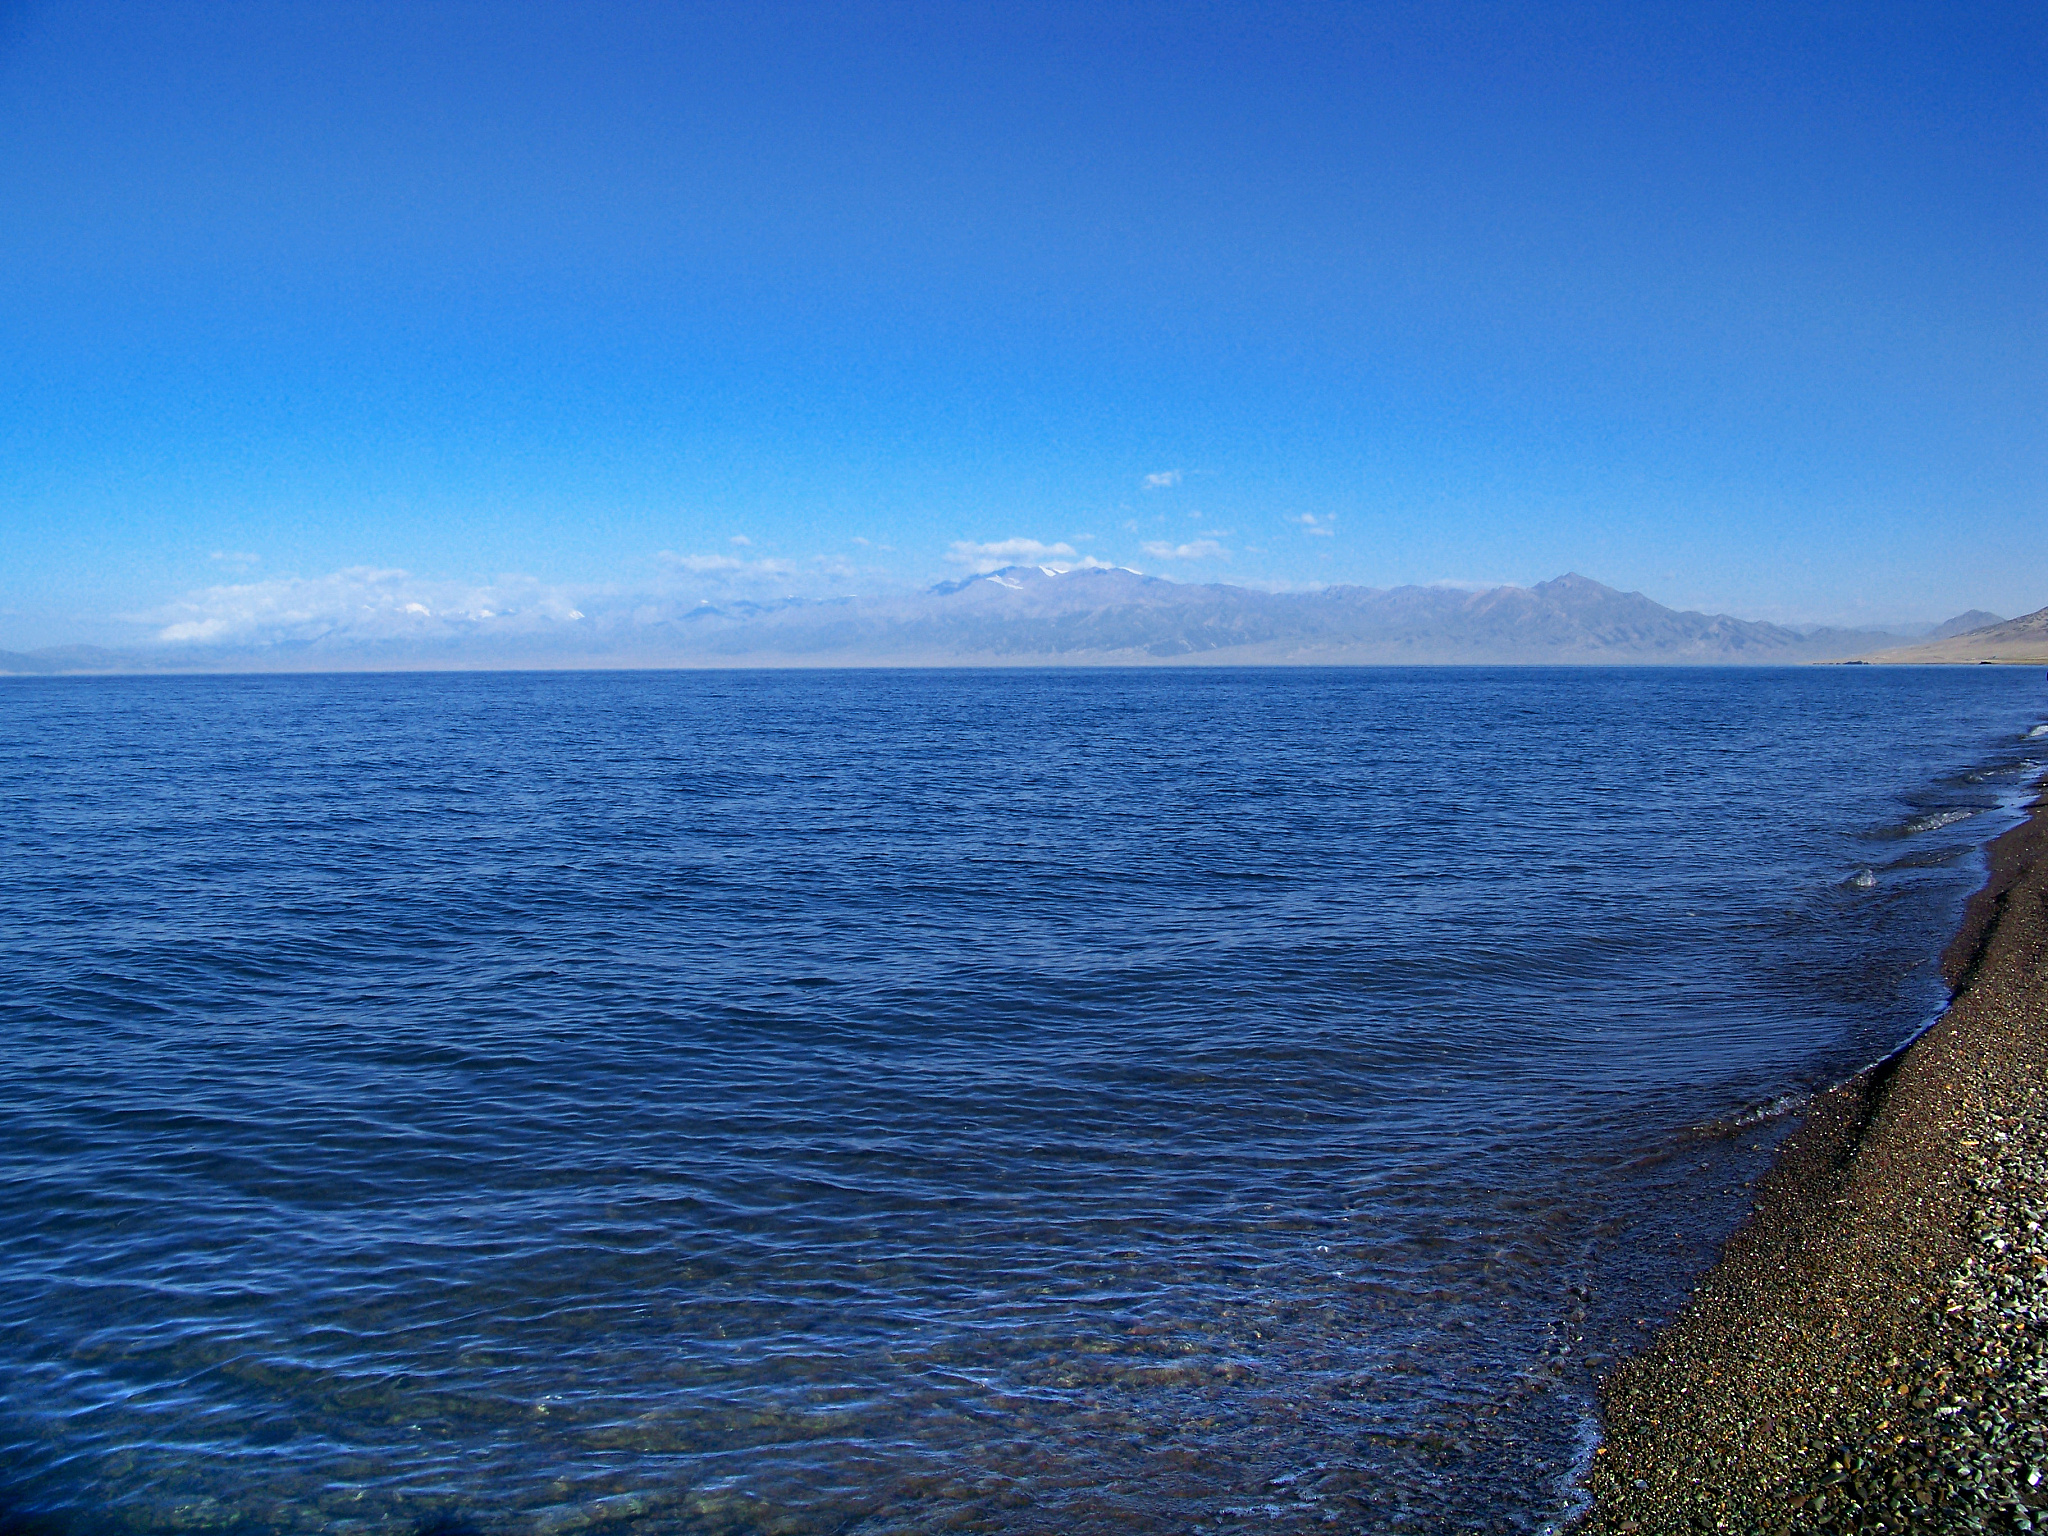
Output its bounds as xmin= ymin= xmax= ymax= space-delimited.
xmin=1883 ymin=847 xmax=1971 ymax=873
xmin=1947 ymin=759 xmax=2036 ymax=787
xmin=1539 ymin=1409 xmax=1605 ymax=1535
xmin=2027 ymin=723 xmax=2048 ymax=740
xmin=1844 ymin=868 xmax=1877 ymax=890
xmin=1904 ymin=807 xmax=1979 ymax=835
xmin=1734 ymin=1092 xmax=1810 ymax=1127
xmin=1679 ymin=1090 xmax=1815 ymax=1143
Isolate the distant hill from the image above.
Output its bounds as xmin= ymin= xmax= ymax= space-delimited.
xmin=1861 ymin=605 xmax=2048 ymax=665
xmin=0 ymin=573 xmax=1992 ymax=671
xmin=0 ymin=646 xmax=134 ymax=675
xmin=1927 ymin=609 xmax=2006 ymax=641
xmin=608 ymin=569 xmax=1923 ymax=667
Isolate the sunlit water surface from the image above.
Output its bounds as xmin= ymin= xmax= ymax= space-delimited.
xmin=2 ymin=667 xmax=2044 ymax=1535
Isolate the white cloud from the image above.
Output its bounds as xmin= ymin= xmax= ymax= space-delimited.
xmin=1143 ymin=470 xmax=1182 ymax=489
xmin=209 ymin=550 xmax=261 ymax=568
xmin=1291 ymin=513 xmax=1335 ymax=537
xmin=945 ymin=537 xmax=1080 ymax=574
xmin=656 ymin=550 xmax=793 ymax=576
xmin=729 ymin=534 xmax=753 ymax=547
xmin=1140 ymin=538 xmax=1228 ymax=561
xmin=131 ymin=548 xmax=902 ymax=653
xmin=137 ymin=567 xmax=589 ymax=645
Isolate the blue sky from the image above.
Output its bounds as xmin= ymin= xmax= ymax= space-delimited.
xmin=1 ymin=0 xmax=2043 ymax=650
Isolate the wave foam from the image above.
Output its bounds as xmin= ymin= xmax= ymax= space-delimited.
xmin=1906 ymin=808 xmax=1979 ymax=835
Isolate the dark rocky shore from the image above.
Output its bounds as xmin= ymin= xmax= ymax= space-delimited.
xmin=1575 ymin=780 xmax=2048 ymax=1534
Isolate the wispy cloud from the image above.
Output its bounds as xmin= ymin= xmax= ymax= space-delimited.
xmin=1291 ymin=513 xmax=1335 ymax=537
xmin=656 ymin=550 xmax=794 ymax=576
xmin=946 ymin=537 xmax=1082 ymax=574
xmin=208 ymin=550 xmax=262 ymax=568
xmin=1143 ymin=470 xmax=1182 ymax=489
xmin=1140 ymin=538 xmax=1227 ymax=561
xmin=728 ymin=534 xmax=753 ymax=547
xmin=136 ymin=567 xmax=588 ymax=645
xmin=133 ymin=547 xmax=892 ymax=650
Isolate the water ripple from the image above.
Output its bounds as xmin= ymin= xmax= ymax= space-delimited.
xmin=0 ymin=668 xmax=2041 ymax=1535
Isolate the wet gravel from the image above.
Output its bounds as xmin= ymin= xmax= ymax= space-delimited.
xmin=1575 ymin=783 xmax=2048 ymax=1534
xmin=1765 ymin=1102 xmax=2048 ymax=1534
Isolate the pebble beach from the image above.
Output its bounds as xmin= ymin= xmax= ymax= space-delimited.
xmin=1577 ymin=776 xmax=2048 ymax=1533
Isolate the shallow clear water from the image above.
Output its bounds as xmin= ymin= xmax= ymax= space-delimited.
xmin=1 ymin=666 xmax=2042 ymax=1536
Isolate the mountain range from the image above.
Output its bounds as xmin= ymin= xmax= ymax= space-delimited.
xmin=0 ymin=571 xmax=2028 ymax=672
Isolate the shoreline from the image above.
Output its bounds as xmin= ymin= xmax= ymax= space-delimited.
xmin=1574 ymin=774 xmax=2048 ymax=1531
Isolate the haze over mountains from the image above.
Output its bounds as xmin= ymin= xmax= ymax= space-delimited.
xmin=1925 ymin=610 xmax=2008 ymax=642
xmin=0 ymin=572 xmax=2025 ymax=674
xmin=1865 ymin=608 xmax=2048 ymax=666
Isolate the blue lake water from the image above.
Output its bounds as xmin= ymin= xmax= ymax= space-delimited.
xmin=1 ymin=666 xmax=2044 ymax=1535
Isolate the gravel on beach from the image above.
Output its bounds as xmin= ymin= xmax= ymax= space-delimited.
xmin=1574 ymin=785 xmax=2048 ymax=1534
